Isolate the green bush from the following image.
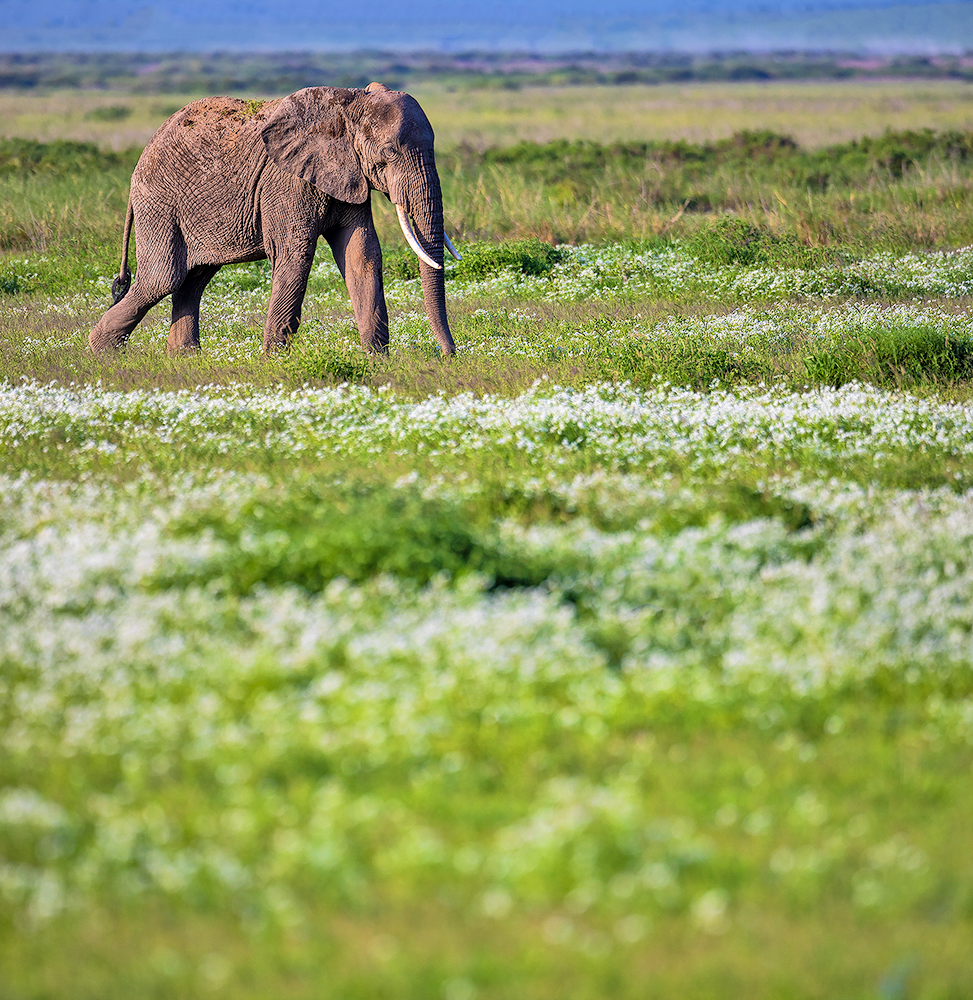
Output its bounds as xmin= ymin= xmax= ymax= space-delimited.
xmin=452 ymin=237 xmax=564 ymax=278
xmin=803 ymin=325 xmax=973 ymax=388
xmin=711 ymin=129 xmax=799 ymax=161
xmin=0 ymin=137 xmax=139 ymax=177
xmin=857 ymin=128 xmax=973 ymax=177
xmin=382 ymin=246 xmax=423 ymax=281
xmin=384 ymin=237 xmax=564 ymax=282
xmin=686 ymin=218 xmax=824 ymax=268
xmin=83 ymin=104 xmax=132 ymax=122
xmin=160 ymin=483 xmax=554 ymax=594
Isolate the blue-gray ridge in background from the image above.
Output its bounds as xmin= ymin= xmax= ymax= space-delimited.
xmin=2 ymin=0 xmax=972 ymax=53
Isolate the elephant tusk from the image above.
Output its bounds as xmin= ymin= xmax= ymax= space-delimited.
xmin=444 ymin=231 xmax=462 ymax=261
xmin=396 ymin=204 xmax=441 ymax=270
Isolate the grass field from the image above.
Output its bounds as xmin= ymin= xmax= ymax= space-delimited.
xmin=418 ymin=79 xmax=973 ymax=148
xmin=5 ymin=80 xmax=973 ymax=251
xmin=1 ymin=81 xmax=973 ymax=999
xmin=3 ymin=79 xmax=973 ymax=149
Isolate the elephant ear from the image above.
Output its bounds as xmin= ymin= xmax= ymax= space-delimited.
xmin=260 ymin=87 xmax=369 ymax=204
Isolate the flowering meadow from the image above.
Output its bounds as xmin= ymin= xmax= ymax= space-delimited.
xmin=2 ymin=229 xmax=973 ymax=1000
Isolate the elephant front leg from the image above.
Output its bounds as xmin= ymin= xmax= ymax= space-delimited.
xmin=327 ymin=222 xmax=389 ymax=353
xmin=262 ymin=245 xmax=315 ymax=353
xmin=168 ymin=264 xmax=220 ymax=354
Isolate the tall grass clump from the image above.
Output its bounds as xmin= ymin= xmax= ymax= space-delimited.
xmin=685 ymin=218 xmax=835 ymax=268
xmin=803 ymin=323 xmax=973 ymax=388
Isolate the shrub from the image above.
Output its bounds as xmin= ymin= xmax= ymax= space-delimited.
xmin=452 ymin=237 xmax=564 ymax=278
xmin=83 ymin=104 xmax=132 ymax=122
xmin=384 ymin=237 xmax=564 ymax=282
xmin=0 ymin=137 xmax=139 ymax=177
xmin=686 ymin=218 xmax=823 ymax=268
xmin=160 ymin=483 xmax=554 ymax=594
xmin=803 ymin=325 xmax=973 ymax=388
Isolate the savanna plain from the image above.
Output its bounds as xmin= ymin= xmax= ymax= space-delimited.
xmin=2 ymin=78 xmax=973 ymax=999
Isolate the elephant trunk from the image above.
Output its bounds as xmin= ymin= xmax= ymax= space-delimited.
xmin=419 ymin=257 xmax=454 ymax=357
xmin=393 ymin=156 xmax=455 ymax=356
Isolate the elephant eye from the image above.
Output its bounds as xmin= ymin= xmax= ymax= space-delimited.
xmin=382 ymin=145 xmax=400 ymax=162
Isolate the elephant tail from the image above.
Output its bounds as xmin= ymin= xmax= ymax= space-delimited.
xmin=110 ymin=196 xmax=134 ymax=304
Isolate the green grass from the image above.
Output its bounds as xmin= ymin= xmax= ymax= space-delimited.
xmin=2 ymin=85 xmax=973 ymax=1000
xmin=435 ymin=130 xmax=973 ymax=248
xmin=3 ymin=377 xmax=973 ymax=998
xmin=5 ymin=235 xmax=973 ymax=402
xmin=3 ymin=698 xmax=971 ymax=1000
xmin=0 ymin=143 xmax=134 ymax=254
xmin=5 ymin=122 xmax=973 ymax=253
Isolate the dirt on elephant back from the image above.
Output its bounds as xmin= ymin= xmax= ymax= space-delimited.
xmin=173 ymin=97 xmax=281 ymax=147
xmin=135 ymin=95 xmax=282 ymax=186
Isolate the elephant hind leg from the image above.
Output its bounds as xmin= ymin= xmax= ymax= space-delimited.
xmin=89 ymin=275 xmax=177 ymax=352
xmin=89 ymin=221 xmax=188 ymax=352
xmin=168 ymin=264 xmax=220 ymax=354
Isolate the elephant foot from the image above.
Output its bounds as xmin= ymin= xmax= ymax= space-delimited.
xmin=359 ymin=330 xmax=390 ymax=354
xmin=89 ymin=325 xmax=128 ymax=353
xmin=262 ymin=335 xmax=292 ymax=354
xmin=167 ymin=329 xmax=201 ymax=355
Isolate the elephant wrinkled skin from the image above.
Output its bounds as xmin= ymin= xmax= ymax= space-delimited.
xmin=90 ymin=83 xmax=457 ymax=355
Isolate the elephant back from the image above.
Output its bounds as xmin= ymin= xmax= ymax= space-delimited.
xmin=135 ymin=96 xmax=283 ymax=189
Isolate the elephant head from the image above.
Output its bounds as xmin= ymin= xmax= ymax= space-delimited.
xmin=259 ymin=83 xmax=459 ymax=354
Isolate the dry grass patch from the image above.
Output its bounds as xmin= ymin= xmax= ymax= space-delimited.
xmin=411 ymin=79 xmax=973 ymax=148
xmin=3 ymin=81 xmax=973 ymax=152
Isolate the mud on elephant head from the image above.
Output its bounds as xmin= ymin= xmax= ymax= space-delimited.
xmin=89 ymin=82 xmax=461 ymax=356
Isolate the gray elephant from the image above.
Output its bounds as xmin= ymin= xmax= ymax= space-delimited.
xmin=90 ymin=82 xmax=460 ymax=355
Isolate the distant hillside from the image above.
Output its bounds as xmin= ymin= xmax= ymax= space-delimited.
xmin=2 ymin=50 xmax=971 ymax=93
xmin=2 ymin=0 xmax=972 ymax=53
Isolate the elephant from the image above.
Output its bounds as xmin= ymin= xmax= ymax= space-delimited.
xmin=89 ymin=82 xmax=460 ymax=356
